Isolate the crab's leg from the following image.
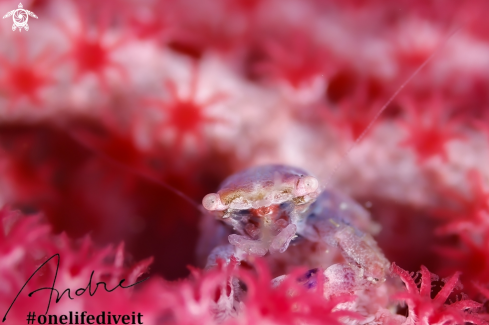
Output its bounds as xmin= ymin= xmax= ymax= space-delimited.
xmin=300 ymin=190 xmax=390 ymax=283
xmin=205 ymin=244 xmax=240 ymax=269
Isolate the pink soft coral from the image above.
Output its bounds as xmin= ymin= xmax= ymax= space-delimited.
xmin=1 ymin=0 xmax=489 ymax=324
xmin=236 ymin=261 xmax=362 ymax=325
xmin=143 ymin=64 xmax=228 ymax=155
xmin=0 ymin=42 xmax=55 ymax=109
xmin=0 ymin=207 xmax=152 ymax=323
xmin=391 ymin=263 xmax=484 ymax=325
xmin=399 ymin=97 xmax=466 ymax=163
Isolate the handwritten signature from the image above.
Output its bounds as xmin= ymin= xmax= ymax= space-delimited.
xmin=2 ymin=253 xmax=149 ymax=322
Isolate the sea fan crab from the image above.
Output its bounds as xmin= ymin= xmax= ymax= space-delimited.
xmin=201 ymin=164 xmax=390 ymax=285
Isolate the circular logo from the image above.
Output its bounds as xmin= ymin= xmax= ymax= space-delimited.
xmin=13 ymin=9 xmax=28 ymax=28
xmin=2 ymin=3 xmax=38 ymax=32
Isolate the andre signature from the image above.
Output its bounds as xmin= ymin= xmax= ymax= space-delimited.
xmin=2 ymin=253 xmax=149 ymax=322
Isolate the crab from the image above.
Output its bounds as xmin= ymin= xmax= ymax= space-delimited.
xmin=201 ymin=164 xmax=390 ymax=285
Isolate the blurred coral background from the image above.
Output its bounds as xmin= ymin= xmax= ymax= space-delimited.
xmin=1 ymin=0 xmax=489 ymax=324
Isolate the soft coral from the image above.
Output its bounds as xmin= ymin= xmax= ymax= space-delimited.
xmin=433 ymin=170 xmax=489 ymax=288
xmin=254 ymin=29 xmax=329 ymax=89
xmin=144 ymin=64 xmax=228 ymax=156
xmin=434 ymin=230 xmax=489 ymax=297
xmin=391 ymin=263 xmax=484 ymax=325
xmin=0 ymin=206 xmax=152 ymax=324
xmin=399 ymin=97 xmax=465 ymax=163
xmin=237 ymin=260 xmax=362 ymax=324
xmin=435 ymin=169 xmax=489 ymax=236
xmin=0 ymin=41 xmax=55 ymax=109
xmin=58 ymin=7 xmax=128 ymax=91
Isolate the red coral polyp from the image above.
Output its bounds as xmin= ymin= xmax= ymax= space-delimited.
xmin=0 ymin=44 xmax=55 ymax=108
xmin=398 ymin=97 xmax=466 ymax=163
xmin=144 ymin=64 xmax=228 ymax=155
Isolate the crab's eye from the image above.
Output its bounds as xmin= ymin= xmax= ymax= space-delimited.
xmin=302 ymin=176 xmax=319 ymax=191
xmin=202 ymin=193 xmax=222 ymax=211
xmin=295 ymin=176 xmax=319 ymax=196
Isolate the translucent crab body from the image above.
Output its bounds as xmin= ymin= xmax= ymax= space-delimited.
xmin=202 ymin=165 xmax=320 ymax=255
xmin=201 ymin=164 xmax=390 ymax=284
